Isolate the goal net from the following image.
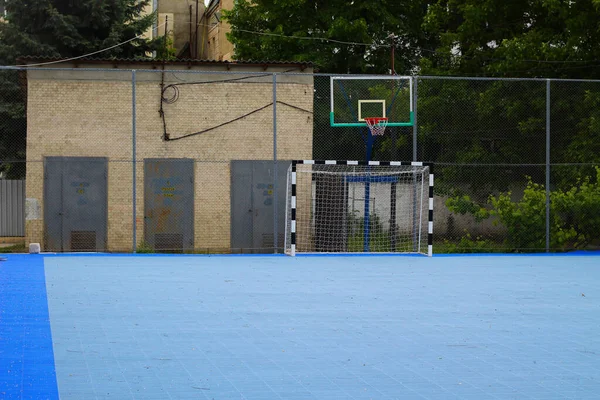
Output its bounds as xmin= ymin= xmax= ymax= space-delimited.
xmin=285 ymin=161 xmax=433 ymax=256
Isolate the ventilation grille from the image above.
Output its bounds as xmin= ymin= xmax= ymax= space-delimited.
xmin=70 ymin=231 xmax=96 ymax=251
xmin=261 ymin=233 xmax=274 ymax=250
xmin=259 ymin=233 xmax=285 ymax=253
xmin=155 ymin=233 xmax=183 ymax=253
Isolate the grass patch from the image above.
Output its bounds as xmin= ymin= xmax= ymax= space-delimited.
xmin=0 ymin=242 xmax=27 ymax=253
xmin=435 ymin=235 xmax=513 ymax=254
xmin=347 ymin=231 xmax=395 ymax=252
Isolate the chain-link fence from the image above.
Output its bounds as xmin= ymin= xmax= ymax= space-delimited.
xmin=0 ymin=65 xmax=598 ymax=254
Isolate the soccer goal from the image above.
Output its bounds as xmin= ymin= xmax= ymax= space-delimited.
xmin=285 ymin=160 xmax=433 ymax=257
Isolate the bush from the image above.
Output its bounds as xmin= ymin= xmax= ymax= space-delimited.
xmin=439 ymin=234 xmax=504 ymax=253
xmin=136 ymin=241 xmax=154 ymax=253
xmin=552 ymin=169 xmax=600 ymax=248
xmin=446 ymin=167 xmax=600 ymax=251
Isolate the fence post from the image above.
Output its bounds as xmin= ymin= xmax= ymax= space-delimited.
xmin=273 ymin=73 xmax=278 ymax=254
xmin=546 ymin=79 xmax=551 ymax=253
xmin=132 ymin=70 xmax=137 ymax=253
xmin=412 ymin=77 xmax=419 ymax=252
xmin=413 ymin=77 xmax=418 ymax=161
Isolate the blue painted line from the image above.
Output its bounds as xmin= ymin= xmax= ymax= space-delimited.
xmin=40 ymin=252 xmax=290 ymax=257
xmin=295 ymin=253 xmax=427 ymax=257
xmin=433 ymin=250 xmax=600 ymax=257
xmin=0 ymin=255 xmax=59 ymax=400
xmin=35 ymin=250 xmax=600 ymax=258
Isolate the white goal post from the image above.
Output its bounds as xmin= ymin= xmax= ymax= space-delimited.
xmin=285 ymin=160 xmax=433 ymax=257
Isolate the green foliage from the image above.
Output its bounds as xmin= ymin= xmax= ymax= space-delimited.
xmin=225 ymin=0 xmax=600 ymax=170
xmin=416 ymin=2 xmax=600 ymax=186
xmin=0 ymin=0 xmax=159 ymax=178
xmin=223 ymin=0 xmax=431 ymax=74
xmin=552 ymin=168 xmax=600 ymax=248
xmin=156 ymin=34 xmax=177 ymax=61
xmin=445 ymin=168 xmax=600 ymax=251
xmin=438 ymin=234 xmax=504 ymax=254
xmin=346 ymin=211 xmax=392 ymax=252
xmin=446 ymin=195 xmax=490 ymax=222
xmin=225 ymin=0 xmax=600 ymax=78
xmin=417 ymin=78 xmax=547 ymax=193
xmin=487 ymin=180 xmax=553 ymax=250
xmin=347 ymin=231 xmax=392 ymax=252
xmin=0 ymin=0 xmax=157 ymax=63
xmin=0 ymin=242 xmax=28 ymax=253
xmin=421 ymin=0 xmax=600 ymax=79
xmin=0 ymin=69 xmax=26 ymax=178
xmin=136 ymin=240 xmax=154 ymax=253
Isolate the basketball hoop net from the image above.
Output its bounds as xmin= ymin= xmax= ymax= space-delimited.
xmin=364 ymin=117 xmax=388 ymax=136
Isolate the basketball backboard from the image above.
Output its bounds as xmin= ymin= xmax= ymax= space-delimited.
xmin=330 ymin=76 xmax=414 ymax=128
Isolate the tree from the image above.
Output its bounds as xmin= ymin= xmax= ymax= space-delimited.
xmin=421 ymin=0 xmax=600 ymax=79
xmin=224 ymin=0 xmax=435 ymax=162
xmin=0 ymin=0 xmax=157 ymax=178
xmin=419 ymin=1 xmax=600 ymax=251
xmin=418 ymin=0 xmax=600 ymax=190
xmin=224 ymin=0 xmax=433 ymax=74
xmin=0 ymin=0 xmax=156 ymax=63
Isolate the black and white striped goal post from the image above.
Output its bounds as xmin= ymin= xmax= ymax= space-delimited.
xmin=285 ymin=160 xmax=433 ymax=257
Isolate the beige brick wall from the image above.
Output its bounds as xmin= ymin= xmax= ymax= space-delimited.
xmin=26 ymin=66 xmax=313 ymax=252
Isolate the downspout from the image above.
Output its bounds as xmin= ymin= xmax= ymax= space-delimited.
xmin=195 ymin=0 xmax=200 ymax=58
xmin=152 ymin=0 xmax=158 ymax=38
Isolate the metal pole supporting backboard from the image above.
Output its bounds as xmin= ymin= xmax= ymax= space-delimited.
xmin=412 ymin=78 xmax=418 ymax=252
xmin=413 ymin=78 xmax=418 ymax=161
xmin=273 ymin=73 xmax=278 ymax=253
xmin=546 ymin=79 xmax=550 ymax=252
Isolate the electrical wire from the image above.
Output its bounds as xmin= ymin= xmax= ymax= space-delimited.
xmin=161 ymin=68 xmax=298 ymax=106
xmin=190 ymin=20 xmax=600 ymax=67
xmin=181 ymin=20 xmax=391 ymax=48
xmin=234 ymin=28 xmax=390 ymax=48
xmin=14 ymin=22 xmax=168 ymax=67
xmin=166 ymin=101 xmax=312 ymax=141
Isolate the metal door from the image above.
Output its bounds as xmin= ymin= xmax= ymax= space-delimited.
xmin=230 ymin=161 xmax=289 ymax=253
xmin=44 ymin=157 xmax=108 ymax=252
xmin=230 ymin=161 xmax=254 ymax=251
xmin=144 ymin=159 xmax=194 ymax=253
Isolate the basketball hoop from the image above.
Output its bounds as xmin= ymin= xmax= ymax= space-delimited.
xmin=364 ymin=117 xmax=388 ymax=136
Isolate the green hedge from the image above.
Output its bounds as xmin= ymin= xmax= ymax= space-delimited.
xmin=445 ymin=167 xmax=600 ymax=251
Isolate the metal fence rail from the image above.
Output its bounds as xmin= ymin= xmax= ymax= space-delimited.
xmin=0 ymin=65 xmax=598 ymax=253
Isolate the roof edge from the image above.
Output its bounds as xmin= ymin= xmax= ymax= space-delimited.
xmin=16 ymin=56 xmax=314 ymax=70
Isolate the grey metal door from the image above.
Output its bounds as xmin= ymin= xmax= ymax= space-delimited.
xmin=44 ymin=157 xmax=108 ymax=252
xmin=230 ymin=161 xmax=254 ymax=251
xmin=44 ymin=158 xmax=63 ymax=251
xmin=144 ymin=159 xmax=194 ymax=253
xmin=230 ymin=161 xmax=289 ymax=253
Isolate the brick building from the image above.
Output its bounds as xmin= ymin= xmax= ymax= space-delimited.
xmin=141 ymin=0 xmax=235 ymax=61
xmin=22 ymin=58 xmax=313 ymax=252
xmin=141 ymin=0 xmax=205 ymax=59
xmin=204 ymin=0 xmax=234 ymax=61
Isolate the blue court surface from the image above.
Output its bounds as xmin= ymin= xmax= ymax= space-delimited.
xmin=1 ymin=253 xmax=599 ymax=399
